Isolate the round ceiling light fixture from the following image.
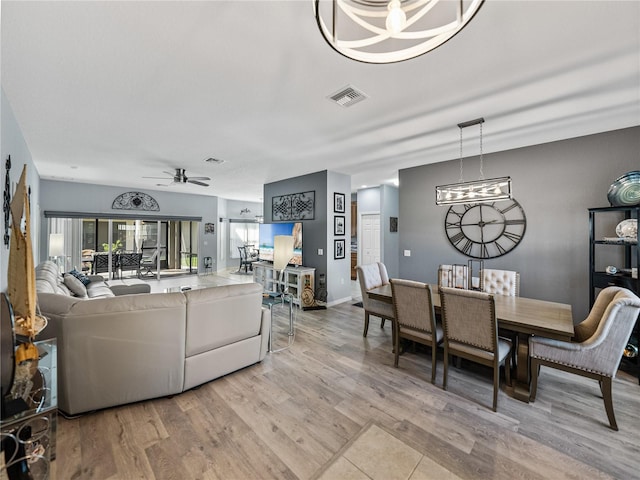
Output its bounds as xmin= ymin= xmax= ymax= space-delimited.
xmin=314 ymin=0 xmax=484 ymax=64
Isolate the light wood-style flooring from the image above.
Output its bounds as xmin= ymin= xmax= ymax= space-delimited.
xmin=52 ymin=274 xmax=640 ymax=479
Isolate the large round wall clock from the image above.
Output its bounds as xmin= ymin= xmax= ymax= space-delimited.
xmin=444 ymin=198 xmax=527 ymax=259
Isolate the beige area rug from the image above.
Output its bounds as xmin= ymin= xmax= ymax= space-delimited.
xmin=312 ymin=422 xmax=462 ymax=480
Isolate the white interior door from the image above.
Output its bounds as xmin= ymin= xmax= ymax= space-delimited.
xmin=361 ymin=214 xmax=380 ymax=265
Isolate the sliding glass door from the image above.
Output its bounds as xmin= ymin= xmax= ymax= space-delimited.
xmin=46 ymin=214 xmax=199 ymax=280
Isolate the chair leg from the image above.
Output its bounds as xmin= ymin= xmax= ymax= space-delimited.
xmin=442 ymin=348 xmax=449 ymax=390
xmin=493 ymin=363 xmax=499 ymax=412
xmin=394 ymin=330 xmax=400 ymax=368
xmin=363 ymin=312 xmax=370 ymax=337
xmin=601 ymin=376 xmax=618 ymax=431
xmin=530 ymin=358 xmax=539 ymax=402
xmin=430 ymin=343 xmax=437 ymax=384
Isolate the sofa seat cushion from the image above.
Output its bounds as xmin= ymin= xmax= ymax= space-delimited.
xmin=86 ymin=282 xmax=115 ymax=298
xmin=107 ymin=279 xmax=151 ymax=296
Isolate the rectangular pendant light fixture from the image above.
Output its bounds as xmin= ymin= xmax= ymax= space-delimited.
xmin=436 ymin=117 xmax=512 ymax=205
xmin=436 ymin=176 xmax=512 ymax=205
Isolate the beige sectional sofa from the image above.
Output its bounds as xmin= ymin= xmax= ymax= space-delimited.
xmin=35 ymin=261 xmax=270 ymax=415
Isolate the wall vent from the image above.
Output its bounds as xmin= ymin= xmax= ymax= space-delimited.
xmin=328 ymin=85 xmax=368 ymax=108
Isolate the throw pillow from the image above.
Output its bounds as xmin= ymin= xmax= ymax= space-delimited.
xmin=63 ymin=273 xmax=88 ymax=298
xmin=68 ymin=268 xmax=91 ymax=286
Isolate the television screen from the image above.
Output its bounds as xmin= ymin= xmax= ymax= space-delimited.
xmin=259 ymin=222 xmax=302 ymax=265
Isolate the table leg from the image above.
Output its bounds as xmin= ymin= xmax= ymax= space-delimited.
xmin=513 ymin=332 xmax=532 ymax=402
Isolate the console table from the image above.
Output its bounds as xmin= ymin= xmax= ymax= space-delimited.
xmin=252 ymin=261 xmax=315 ymax=307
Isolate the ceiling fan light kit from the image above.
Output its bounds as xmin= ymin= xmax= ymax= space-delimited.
xmin=314 ymin=0 xmax=485 ymax=64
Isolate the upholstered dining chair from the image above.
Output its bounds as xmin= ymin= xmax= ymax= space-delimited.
xmin=356 ymin=262 xmax=395 ymax=342
xmin=530 ymin=286 xmax=640 ymax=430
xmin=439 ymin=286 xmax=512 ymax=411
xmin=481 ymin=268 xmax=520 ymax=367
xmin=390 ymin=279 xmax=443 ymax=383
xmin=480 ymin=269 xmax=520 ymax=296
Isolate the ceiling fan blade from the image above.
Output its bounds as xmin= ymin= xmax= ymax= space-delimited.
xmin=188 ymin=179 xmax=209 ymax=187
xmin=188 ymin=176 xmax=211 ymax=181
xmin=164 ymin=170 xmax=176 ymax=176
xmin=142 ymin=176 xmax=172 ymax=179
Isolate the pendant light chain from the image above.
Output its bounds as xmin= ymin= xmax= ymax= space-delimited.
xmin=459 ymin=126 xmax=464 ymax=182
xmin=479 ymin=121 xmax=484 ymax=180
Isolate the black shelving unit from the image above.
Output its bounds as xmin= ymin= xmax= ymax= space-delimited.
xmin=589 ymin=206 xmax=639 ymax=383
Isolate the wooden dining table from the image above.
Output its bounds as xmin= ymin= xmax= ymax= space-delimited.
xmin=367 ymin=284 xmax=575 ymax=402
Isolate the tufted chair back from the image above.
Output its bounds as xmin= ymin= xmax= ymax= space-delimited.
xmin=480 ymin=269 xmax=519 ymax=296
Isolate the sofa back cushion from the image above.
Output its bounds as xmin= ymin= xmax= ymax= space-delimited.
xmin=184 ymin=283 xmax=263 ymax=357
xmin=35 ymin=260 xmax=68 ymax=294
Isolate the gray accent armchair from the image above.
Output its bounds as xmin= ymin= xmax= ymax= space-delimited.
xmin=530 ymin=286 xmax=640 ymax=430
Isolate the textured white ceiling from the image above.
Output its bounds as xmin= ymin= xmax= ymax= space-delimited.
xmin=2 ymin=1 xmax=639 ymax=202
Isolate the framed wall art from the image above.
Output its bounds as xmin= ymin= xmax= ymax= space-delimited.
xmin=334 ymin=215 xmax=345 ymax=236
xmin=334 ymin=239 xmax=345 ymax=259
xmin=272 ymin=191 xmax=315 ymax=221
xmin=390 ymin=216 xmax=398 ymax=233
xmin=334 ymin=192 xmax=345 ymax=213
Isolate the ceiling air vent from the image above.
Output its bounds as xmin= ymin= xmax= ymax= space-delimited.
xmin=328 ymin=85 xmax=368 ymax=108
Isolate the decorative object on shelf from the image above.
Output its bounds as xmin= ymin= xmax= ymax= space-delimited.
xmin=314 ymin=0 xmax=485 ymax=64
xmin=444 ymin=197 xmax=527 ymax=259
xmin=624 ymin=343 xmax=639 ymax=358
xmin=436 ymin=118 xmax=512 ymax=205
xmin=3 ymin=156 xmax=11 ymax=248
xmin=112 ymin=191 xmax=160 ymax=211
xmin=607 ymin=170 xmax=640 ymax=207
xmin=334 ymin=192 xmax=345 ymax=213
xmin=334 ymin=215 xmax=345 ymax=235
xmin=272 ymin=191 xmax=315 ymax=221
xmin=315 ymin=274 xmax=328 ymax=304
xmin=616 ymin=219 xmax=637 ymax=239
xmin=467 ymin=259 xmax=483 ymax=290
xmin=606 ymin=265 xmax=618 ymax=275
xmin=334 ymin=239 xmax=346 ymax=259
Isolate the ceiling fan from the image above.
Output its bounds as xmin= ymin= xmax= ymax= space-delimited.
xmin=143 ymin=168 xmax=210 ymax=187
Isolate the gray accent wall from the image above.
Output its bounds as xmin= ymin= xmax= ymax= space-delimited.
xmin=398 ymin=126 xmax=640 ymax=320
xmin=264 ymin=170 xmax=352 ymax=304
